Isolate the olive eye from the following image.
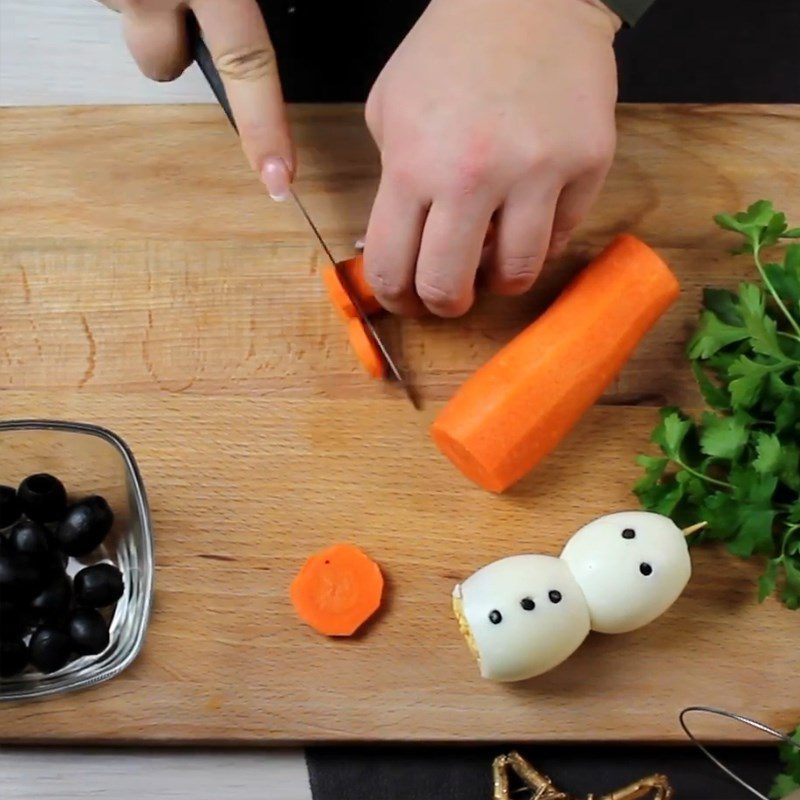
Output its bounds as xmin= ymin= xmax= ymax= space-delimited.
xmin=639 ymin=562 xmax=653 ymax=576
xmin=548 ymin=590 xmax=562 ymax=604
xmin=622 ymin=528 xmax=636 ymax=539
xmin=520 ymin=597 xmax=535 ymax=611
xmin=489 ymin=609 xmax=503 ymax=624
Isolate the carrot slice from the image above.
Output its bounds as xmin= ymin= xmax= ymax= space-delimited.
xmin=347 ymin=317 xmax=386 ymax=379
xmin=323 ymin=255 xmax=383 ymax=319
xmin=431 ymin=234 xmax=680 ymax=493
xmin=290 ymin=543 xmax=384 ymax=637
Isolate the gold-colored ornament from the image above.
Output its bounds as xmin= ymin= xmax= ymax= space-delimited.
xmin=492 ymin=751 xmax=673 ymax=800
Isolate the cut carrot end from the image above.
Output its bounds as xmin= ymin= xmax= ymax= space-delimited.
xmin=347 ymin=318 xmax=386 ymax=379
xmin=290 ymin=543 xmax=384 ymax=637
xmin=430 ymin=423 xmax=506 ymax=493
xmin=431 ymin=234 xmax=680 ymax=493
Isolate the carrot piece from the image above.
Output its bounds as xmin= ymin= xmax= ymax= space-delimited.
xmin=431 ymin=234 xmax=680 ymax=493
xmin=290 ymin=543 xmax=384 ymax=637
xmin=347 ymin=317 xmax=386 ymax=379
xmin=323 ymin=255 xmax=383 ymax=319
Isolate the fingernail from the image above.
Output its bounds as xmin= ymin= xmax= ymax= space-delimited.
xmin=261 ymin=157 xmax=291 ymax=202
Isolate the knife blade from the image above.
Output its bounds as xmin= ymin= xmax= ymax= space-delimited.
xmin=288 ymin=187 xmax=417 ymax=405
xmin=188 ymin=15 xmax=418 ymax=408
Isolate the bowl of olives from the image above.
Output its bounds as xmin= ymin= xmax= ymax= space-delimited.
xmin=0 ymin=420 xmax=154 ymax=700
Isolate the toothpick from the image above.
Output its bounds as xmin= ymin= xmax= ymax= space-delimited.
xmin=682 ymin=521 xmax=708 ymax=536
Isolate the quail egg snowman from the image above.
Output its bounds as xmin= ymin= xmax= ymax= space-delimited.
xmin=453 ymin=511 xmax=693 ymax=682
xmin=561 ymin=511 xmax=692 ymax=634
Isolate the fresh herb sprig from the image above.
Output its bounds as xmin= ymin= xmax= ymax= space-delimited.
xmin=635 ymin=201 xmax=800 ymax=609
xmin=771 ymin=724 xmax=800 ymax=799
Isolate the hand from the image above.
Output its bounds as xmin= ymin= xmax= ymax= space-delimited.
xmin=99 ymin=0 xmax=294 ymax=199
xmin=364 ymin=0 xmax=620 ymax=317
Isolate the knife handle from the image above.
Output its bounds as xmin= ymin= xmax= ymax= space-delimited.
xmin=187 ymin=13 xmax=237 ymax=132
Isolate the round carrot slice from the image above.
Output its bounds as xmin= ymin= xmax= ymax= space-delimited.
xmin=347 ymin=318 xmax=386 ymax=379
xmin=323 ymin=255 xmax=382 ymax=320
xmin=290 ymin=543 xmax=384 ymax=637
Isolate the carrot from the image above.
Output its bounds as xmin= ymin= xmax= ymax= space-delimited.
xmin=430 ymin=234 xmax=680 ymax=493
xmin=290 ymin=543 xmax=384 ymax=637
xmin=323 ymin=255 xmax=383 ymax=319
xmin=347 ymin=317 xmax=386 ymax=379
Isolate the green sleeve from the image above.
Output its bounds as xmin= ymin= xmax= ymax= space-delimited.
xmin=600 ymin=0 xmax=656 ymax=25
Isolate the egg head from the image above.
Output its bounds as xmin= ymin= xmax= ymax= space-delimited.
xmin=560 ymin=510 xmax=691 ymax=634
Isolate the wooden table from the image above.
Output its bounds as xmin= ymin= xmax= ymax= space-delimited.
xmin=0 ymin=104 xmax=797 ymax=744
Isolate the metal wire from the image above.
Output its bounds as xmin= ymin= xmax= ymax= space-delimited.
xmin=679 ymin=706 xmax=799 ymax=800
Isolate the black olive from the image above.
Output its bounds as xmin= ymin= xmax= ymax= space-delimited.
xmin=31 ymin=574 xmax=73 ymax=622
xmin=489 ymin=609 xmax=503 ymax=625
xmin=520 ymin=597 xmax=535 ymax=611
xmin=17 ymin=474 xmax=67 ymax=524
xmin=0 ymin=554 xmax=42 ymax=604
xmin=0 ymin=600 xmax=29 ymax=640
xmin=69 ymin=608 xmax=109 ymax=655
xmin=74 ymin=564 xmax=124 ymax=608
xmin=56 ymin=496 xmax=114 ymax=557
xmin=639 ymin=562 xmax=653 ymax=576
xmin=622 ymin=528 xmax=636 ymax=539
xmin=9 ymin=520 xmax=52 ymax=564
xmin=0 ymin=638 xmax=28 ymax=677
xmin=549 ymin=590 xmax=563 ymax=604
xmin=29 ymin=626 xmax=73 ymax=673
xmin=0 ymin=485 xmax=21 ymax=529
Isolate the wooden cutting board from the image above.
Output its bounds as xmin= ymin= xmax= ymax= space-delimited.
xmin=0 ymin=105 xmax=797 ymax=744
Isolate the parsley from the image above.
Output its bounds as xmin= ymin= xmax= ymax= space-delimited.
xmin=770 ymin=724 xmax=800 ymax=799
xmin=635 ymin=201 xmax=800 ymax=609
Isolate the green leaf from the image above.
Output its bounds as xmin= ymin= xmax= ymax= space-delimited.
xmin=770 ymin=773 xmax=800 ymax=800
xmin=753 ymin=432 xmax=784 ymax=475
xmin=727 ymin=509 xmax=776 ymax=557
xmin=634 ymin=455 xmax=670 ymax=507
xmin=651 ymin=410 xmax=693 ymax=459
xmin=741 ymin=199 xmax=777 ymax=227
xmin=691 ymin=362 xmax=731 ymax=409
xmin=688 ymin=311 xmax=749 ymax=359
xmin=731 ymin=470 xmax=778 ymax=506
xmin=783 ymin=556 xmax=800 ymax=607
xmin=715 ymin=212 xmax=748 ymax=235
xmin=698 ymin=491 xmax=744 ymax=541
xmin=699 ymin=412 xmax=749 ymax=460
xmin=783 ymin=227 xmax=800 ymax=238
xmin=775 ymin=391 xmax=800 ymax=434
xmin=703 ymin=287 xmax=743 ymax=325
xmin=728 ymin=356 xmax=779 ymax=407
xmin=758 ymin=559 xmax=779 ymax=602
xmin=738 ymin=282 xmax=787 ymax=359
xmin=779 ymin=444 xmax=800 ymax=491
xmin=763 ymin=210 xmax=789 ymax=248
xmin=764 ymin=261 xmax=800 ymax=304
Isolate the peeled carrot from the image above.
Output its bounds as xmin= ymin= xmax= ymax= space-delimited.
xmin=431 ymin=234 xmax=680 ymax=493
xmin=323 ymin=255 xmax=383 ymax=319
xmin=347 ymin=317 xmax=386 ymax=379
xmin=290 ymin=543 xmax=384 ymax=637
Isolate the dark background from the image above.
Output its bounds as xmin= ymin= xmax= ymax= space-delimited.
xmin=258 ymin=0 xmax=800 ymax=103
xmin=196 ymin=2 xmax=798 ymax=797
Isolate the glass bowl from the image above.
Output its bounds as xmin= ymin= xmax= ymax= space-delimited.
xmin=0 ymin=420 xmax=154 ymax=700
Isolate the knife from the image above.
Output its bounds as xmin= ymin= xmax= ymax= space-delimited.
xmin=186 ymin=17 xmax=418 ymax=409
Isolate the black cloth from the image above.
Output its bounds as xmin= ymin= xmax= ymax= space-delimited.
xmin=306 ymin=744 xmax=780 ymax=799
xmin=258 ymin=0 xmax=800 ymax=103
